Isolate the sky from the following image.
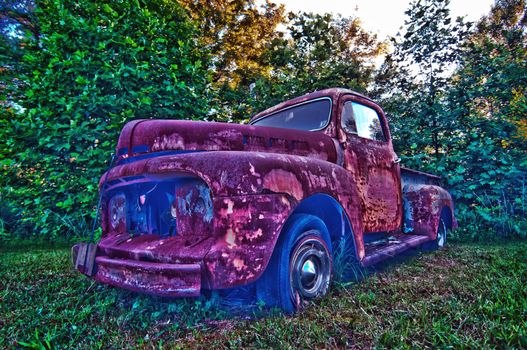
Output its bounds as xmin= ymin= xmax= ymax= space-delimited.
xmin=271 ymin=0 xmax=495 ymax=41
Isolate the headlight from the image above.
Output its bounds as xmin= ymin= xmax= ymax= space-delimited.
xmin=109 ymin=192 xmax=126 ymax=230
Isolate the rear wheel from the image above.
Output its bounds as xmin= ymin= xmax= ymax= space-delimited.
xmin=256 ymin=214 xmax=332 ymax=313
xmin=437 ymin=218 xmax=447 ymax=248
xmin=423 ymin=216 xmax=448 ymax=251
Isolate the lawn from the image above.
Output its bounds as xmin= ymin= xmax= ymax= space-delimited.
xmin=1 ymin=241 xmax=526 ymax=349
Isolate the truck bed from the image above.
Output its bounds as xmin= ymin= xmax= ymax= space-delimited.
xmin=401 ymin=167 xmax=441 ymax=186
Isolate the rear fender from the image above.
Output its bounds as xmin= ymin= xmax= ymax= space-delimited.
xmin=402 ymin=184 xmax=456 ymax=239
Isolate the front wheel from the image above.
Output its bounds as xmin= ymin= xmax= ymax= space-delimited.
xmin=256 ymin=214 xmax=332 ymax=313
xmin=289 ymin=234 xmax=332 ymax=307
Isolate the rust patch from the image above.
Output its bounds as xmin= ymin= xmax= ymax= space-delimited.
xmin=204 ymin=194 xmax=293 ymax=289
xmin=402 ymin=184 xmax=454 ymax=239
xmin=263 ymin=169 xmax=304 ymax=200
xmin=94 ymin=256 xmax=201 ymax=297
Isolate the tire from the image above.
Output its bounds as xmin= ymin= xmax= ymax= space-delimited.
xmin=256 ymin=214 xmax=333 ymax=313
xmin=423 ymin=216 xmax=448 ymax=251
xmin=436 ymin=218 xmax=447 ymax=248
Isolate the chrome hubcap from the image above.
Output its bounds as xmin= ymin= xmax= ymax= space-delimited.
xmin=300 ymin=259 xmax=318 ymax=287
xmin=290 ymin=234 xmax=331 ymax=307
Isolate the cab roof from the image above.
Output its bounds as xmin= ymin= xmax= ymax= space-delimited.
xmin=250 ymin=88 xmax=373 ymax=123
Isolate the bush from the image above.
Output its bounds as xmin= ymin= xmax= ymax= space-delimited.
xmin=1 ymin=0 xmax=211 ymax=240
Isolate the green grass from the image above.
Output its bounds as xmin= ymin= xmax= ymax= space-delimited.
xmin=1 ymin=241 xmax=526 ymax=349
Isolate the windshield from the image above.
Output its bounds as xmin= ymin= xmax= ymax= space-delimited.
xmin=250 ymin=98 xmax=331 ymax=131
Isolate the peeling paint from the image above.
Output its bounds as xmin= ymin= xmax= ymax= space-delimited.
xmin=263 ymin=169 xmax=304 ymax=201
xmin=77 ymin=88 xmax=456 ymax=298
xmin=224 ymin=229 xmax=237 ymax=248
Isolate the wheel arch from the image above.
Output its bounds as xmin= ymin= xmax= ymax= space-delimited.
xmin=285 ymin=193 xmax=359 ymax=262
xmin=440 ymin=205 xmax=453 ymax=230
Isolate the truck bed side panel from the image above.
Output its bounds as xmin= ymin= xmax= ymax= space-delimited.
xmin=402 ymin=183 xmax=456 ymax=238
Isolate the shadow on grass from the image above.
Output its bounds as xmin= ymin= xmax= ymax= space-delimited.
xmin=0 ymin=241 xmax=446 ymax=349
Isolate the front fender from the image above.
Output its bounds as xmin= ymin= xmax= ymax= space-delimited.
xmin=181 ymin=152 xmax=364 ymax=288
xmin=102 ymin=151 xmax=367 ymax=285
xmin=203 ymin=193 xmax=295 ymax=289
xmin=176 ymin=151 xmax=365 ymax=261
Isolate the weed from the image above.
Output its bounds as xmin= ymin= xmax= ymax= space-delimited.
xmin=54 ymin=212 xmax=95 ymax=241
xmin=332 ymin=232 xmax=366 ymax=285
xmin=17 ymin=329 xmax=53 ymax=350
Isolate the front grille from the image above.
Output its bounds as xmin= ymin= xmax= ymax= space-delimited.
xmin=105 ymin=177 xmax=212 ymax=238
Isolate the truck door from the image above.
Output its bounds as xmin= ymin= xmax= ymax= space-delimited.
xmin=338 ymin=95 xmax=402 ymax=233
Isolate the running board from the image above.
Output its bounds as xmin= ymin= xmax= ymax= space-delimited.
xmin=362 ymin=234 xmax=431 ymax=267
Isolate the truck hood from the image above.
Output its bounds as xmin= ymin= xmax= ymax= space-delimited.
xmin=116 ymin=120 xmax=337 ymax=164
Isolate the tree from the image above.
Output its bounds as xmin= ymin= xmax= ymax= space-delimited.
xmin=374 ymin=0 xmax=470 ymax=165
xmin=0 ymin=0 xmax=39 ymax=237
xmin=245 ymin=11 xmax=385 ymax=119
xmin=1 ymin=0 xmax=211 ymax=239
xmin=178 ymin=0 xmax=285 ymax=87
xmin=443 ymin=0 xmax=527 ymax=237
xmin=176 ymin=0 xmax=285 ymax=121
xmin=456 ymin=0 xmax=527 ymax=147
xmin=375 ymin=0 xmax=527 ymax=238
xmin=0 ymin=0 xmax=37 ymax=128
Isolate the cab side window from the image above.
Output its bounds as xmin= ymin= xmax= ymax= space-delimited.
xmin=341 ymin=101 xmax=386 ymax=142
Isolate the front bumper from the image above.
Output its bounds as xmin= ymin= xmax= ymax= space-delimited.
xmin=72 ymin=243 xmax=202 ymax=297
xmin=95 ymin=256 xmax=201 ymax=297
xmin=71 ymin=192 xmax=293 ymax=295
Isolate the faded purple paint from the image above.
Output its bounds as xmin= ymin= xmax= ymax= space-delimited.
xmin=204 ymin=194 xmax=292 ymax=289
xmin=95 ymin=256 xmax=201 ymax=297
xmin=116 ymin=120 xmax=337 ymax=164
xmin=402 ymin=184 xmax=457 ymax=239
xmin=74 ymin=88 xmax=457 ymax=298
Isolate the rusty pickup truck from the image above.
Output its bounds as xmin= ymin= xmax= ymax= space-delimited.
xmin=73 ymin=88 xmax=457 ymax=313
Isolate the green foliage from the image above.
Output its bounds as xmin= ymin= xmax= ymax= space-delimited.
xmin=447 ymin=1 xmax=527 ymax=237
xmin=179 ymin=0 xmax=285 ymax=88
xmin=239 ymin=12 xmax=385 ymax=120
xmin=446 ymin=0 xmax=527 ymax=238
xmin=178 ymin=0 xmax=286 ymax=122
xmin=1 ymin=242 xmax=526 ymax=348
xmin=374 ymin=0 xmax=470 ymax=160
xmin=375 ymin=0 xmax=527 ymax=239
xmin=1 ymin=0 xmax=211 ymax=240
xmin=1 ymin=0 xmax=525 ymax=242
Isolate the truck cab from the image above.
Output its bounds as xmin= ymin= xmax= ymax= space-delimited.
xmin=73 ymin=88 xmax=457 ymax=313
